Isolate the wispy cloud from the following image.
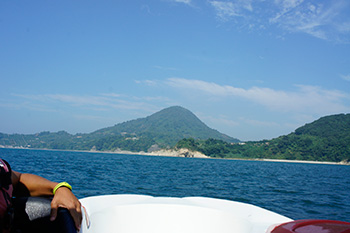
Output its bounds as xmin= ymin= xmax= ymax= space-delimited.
xmin=135 ymin=79 xmax=159 ymax=86
xmin=169 ymin=0 xmax=192 ymax=5
xmin=166 ymin=78 xmax=350 ymax=114
xmin=199 ymin=113 xmax=239 ymax=127
xmin=209 ymin=0 xmax=253 ymax=20
xmin=340 ymin=74 xmax=350 ymax=81
xmin=208 ymin=0 xmax=350 ymax=42
xmin=9 ymin=93 xmax=162 ymax=113
xmin=153 ymin=65 xmax=178 ymax=71
xmin=175 ymin=0 xmax=191 ymax=4
xmin=271 ymin=1 xmax=350 ymax=41
xmin=239 ymin=117 xmax=280 ymax=127
xmin=269 ymin=0 xmax=304 ymax=23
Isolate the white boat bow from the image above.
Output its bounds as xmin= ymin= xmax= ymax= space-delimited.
xmin=79 ymin=194 xmax=292 ymax=233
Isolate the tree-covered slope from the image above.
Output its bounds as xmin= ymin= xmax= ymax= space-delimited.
xmin=93 ymin=106 xmax=238 ymax=146
xmin=0 ymin=131 xmax=79 ymax=150
xmin=175 ymin=113 xmax=350 ymax=162
xmin=294 ymin=114 xmax=350 ymax=138
xmin=265 ymin=113 xmax=350 ymax=161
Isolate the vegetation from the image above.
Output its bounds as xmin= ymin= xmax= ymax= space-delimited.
xmin=1 ymin=107 xmax=349 ymax=163
xmin=175 ymin=114 xmax=350 ymax=163
xmin=0 ymin=106 xmax=238 ymax=152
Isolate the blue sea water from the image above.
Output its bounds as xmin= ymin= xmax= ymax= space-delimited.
xmin=1 ymin=148 xmax=349 ymax=222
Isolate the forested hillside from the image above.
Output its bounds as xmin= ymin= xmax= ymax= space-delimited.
xmin=175 ymin=114 xmax=350 ymax=163
xmin=0 ymin=106 xmax=238 ymax=152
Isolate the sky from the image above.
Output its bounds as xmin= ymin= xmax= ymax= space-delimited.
xmin=1 ymin=0 xmax=350 ymax=141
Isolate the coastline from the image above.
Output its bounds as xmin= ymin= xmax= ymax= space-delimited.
xmin=254 ymin=158 xmax=348 ymax=165
xmin=0 ymin=146 xmax=208 ymax=159
xmin=1 ymin=146 xmax=348 ymax=165
xmin=99 ymin=148 xmax=210 ymax=159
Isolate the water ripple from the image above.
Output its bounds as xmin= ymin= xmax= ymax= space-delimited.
xmin=1 ymin=148 xmax=349 ymax=222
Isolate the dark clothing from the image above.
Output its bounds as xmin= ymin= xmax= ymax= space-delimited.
xmin=12 ymin=197 xmax=76 ymax=233
xmin=0 ymin=159 xmax=76 ymax=233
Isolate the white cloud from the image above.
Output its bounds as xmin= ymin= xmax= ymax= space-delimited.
xmin=166 ymin=78 xmax=350 ymax=114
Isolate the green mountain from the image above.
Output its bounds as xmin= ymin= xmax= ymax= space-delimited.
xmin=0 ymin=106 xmax=239 ymax=152
xmin=294 ymin=114 xmax=350 ymax=138
xmin=93 ymin=106 xmax=237 ymax=144
xmin=176 ymin=113 xmax=350 ymax=162
xmin=266 ymin=113 xmax=350 ymax=162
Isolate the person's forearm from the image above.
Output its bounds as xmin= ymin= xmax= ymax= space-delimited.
xmin=12 ymin=170 xmax=82 ymax=229
xmin=15 ymin=172 xmax=58 ymax=196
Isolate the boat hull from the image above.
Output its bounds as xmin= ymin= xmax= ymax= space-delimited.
xmin=79 ymin=194 xmax=292 ymax=233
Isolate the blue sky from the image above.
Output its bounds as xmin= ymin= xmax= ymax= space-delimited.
xmin=1 ymin=0 xmax=350 ymax=141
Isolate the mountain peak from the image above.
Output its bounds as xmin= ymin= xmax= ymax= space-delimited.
xmin=0 ymin=106 xmax=239 ymax=152
xmin=99 ymin=106 xmax=239 ymax=147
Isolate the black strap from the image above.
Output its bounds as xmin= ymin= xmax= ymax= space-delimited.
xmin=0 ymin=159 xmax=12 ymax=190
xmin=12 ymin=197 xmax=77 ymax=233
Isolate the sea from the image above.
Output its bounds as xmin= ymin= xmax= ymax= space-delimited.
xmin=1 ymin=148 xmax=349 ymax=222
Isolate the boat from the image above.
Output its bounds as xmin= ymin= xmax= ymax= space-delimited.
xmin=11 ymin=194 xmax=350 ymax=232
xmin=78 ymin=194 xmax=291 ymax=233
xmin=78 ymin=194 xmax=350 ymax=233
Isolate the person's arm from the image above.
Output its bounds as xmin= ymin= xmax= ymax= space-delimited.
xmin=11 ymin=171 xmax=57 ymax=196
xmin=11 ymin=171 xmax=82 ymax=230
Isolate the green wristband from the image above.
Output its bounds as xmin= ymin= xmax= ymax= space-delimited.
xmin=53 ymin=182 xmax=72 ymax=195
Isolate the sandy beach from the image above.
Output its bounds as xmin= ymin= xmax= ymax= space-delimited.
xmin=107 ymin=148 xmax=349 ymax=165
xmin=255 ymin=158 xmax=349 ymax=165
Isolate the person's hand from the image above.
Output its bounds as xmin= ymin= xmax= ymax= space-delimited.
xmin=50 ymin=187 xmax=82 ymax=231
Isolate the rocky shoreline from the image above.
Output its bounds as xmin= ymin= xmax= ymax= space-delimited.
xmin=111 ymin=148 xmax=209 ymax=158
xmin=148 ymin=148 xmax=209 ymax=158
